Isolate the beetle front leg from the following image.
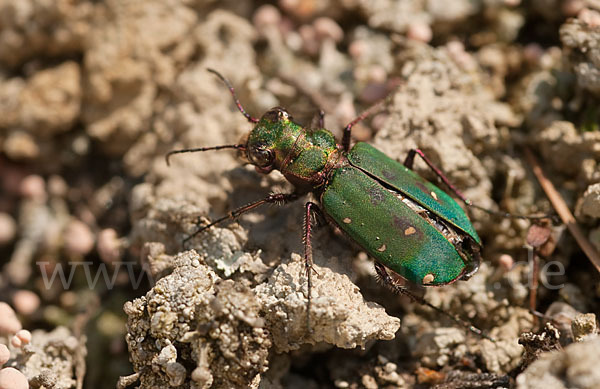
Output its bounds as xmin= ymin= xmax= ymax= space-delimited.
xmin=184 ymin=192 xmax=299 ymax=246
xmin=373 ymin=262 xmax=495 ymax=341
xmin=404 ymin=149 xmax=552 ymax=221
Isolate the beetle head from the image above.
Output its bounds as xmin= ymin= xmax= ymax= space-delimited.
xmin=243 ymin=107 xmax=293 ymax=174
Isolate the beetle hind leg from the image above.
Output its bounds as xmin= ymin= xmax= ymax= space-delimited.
xmin=404 ymin=148 xmax=555 ymax=222
xmin=374 ymin=262 xmax=495 ymax=341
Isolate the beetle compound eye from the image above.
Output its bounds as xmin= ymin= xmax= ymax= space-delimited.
xmin=277 ymin=109 xmax=291 ymax=121
xmin=249 ymin=147 xmax=274 ymax=167
xmin=262 ymin=107 xmax=292 ymax=123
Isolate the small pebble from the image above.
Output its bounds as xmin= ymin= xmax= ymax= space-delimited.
xmin=335 ymin=96 xmax=357 ymax=124
xmin=498 ymin=254 xmax=514 ymax=271
xmin=19 ymin=174 xmax=46 ymax=201
xmin=64 ymin=336 xmax=79 ymax=351
xmin=4 ymin=131 xmax=39 ymax=160
xmin=349 ymin=40 xmax=367 ymax=59
xmin=0 ymin=345 xmax=9 ymax=366
xmin=446 ymin=40 xmax=465 ymax=54
xmin=446 ymin=40 xmax=477 ymax=70
xmin=279 ymin=0 xmax=316 ymax=20
xmin=253 ymin=5 xmax=281 ymax=31
xmin=360 ymin=82 xmax=388 ymax=104
xmin=313 ymin=17 xmax=343 ymax=43
xmin=60 ymin=291 xmax=78 ymax=309
xmin=523 ymin=43 xmax=544 ymax=66
xmin=0 ymin=303 xmax=22 ymax=335
xmin=581 ymin=183 xmax=600 ymax=218
xmin=12 ymin=290 xmax=40 ymax=315
xmin=0 ymin=367 xmax=29 ymax=389
xmin=571 ymin=313 xmax=597 ymax=342
xmin=285 ymin=30 xmax=303 ymax=51
xmin=579 ymin=8 xmax=600 ymax=28
xmin=371 ymin=113 xmax=389 ymax=131
xmin=361 ymin=374 xmax=378 ymax=389
xmin=407 ymin=22 xmax=432 ymax=43
xmin=10 ymin=337 xmax=21 ymax=348
xmin=0 ymin=213 xmax=17 ymax=245
xmin=383 ymin=362 xmax=397 ymax=373
xmin=299 ymin=24 xmax=319 ymax=56
xmin=368 ymin=65 xmax=387 ymax=83
xmin=47 ymin=175 xmax=68 ymax=197
xmin=97 ymin=228 xmax=122 ymax=264
xmin=15 ymin=330 xmax=32 ymax=346
xmin=64 ymin=219 xmax=95 ymax=256
xmin=562 ymin=0 xmax=585 ymax=16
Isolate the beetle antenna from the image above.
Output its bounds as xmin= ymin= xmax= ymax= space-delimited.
xmin=207 ymin=68 xmax=259 ymax=124
xmin=165 ymin=144 xmax=245 ymax=166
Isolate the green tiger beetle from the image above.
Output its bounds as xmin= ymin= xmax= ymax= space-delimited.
xmin=166 ymin=69 xmax=549 ymax=340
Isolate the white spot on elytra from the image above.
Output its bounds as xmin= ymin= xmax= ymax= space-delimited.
xmin=422 ymin=273 xmax=435 ymax=284
xmin=377 ymin=244 xmax=387 ymax=252
xmin=431 ymin=191 xmax=438 ymax=200
xmin=343 ymin=217 xmax=352 ymax=224
xmin=404 ymin=226 xmax=416 ymax=236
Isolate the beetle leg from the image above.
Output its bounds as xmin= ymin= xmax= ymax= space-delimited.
xmin=303 ymin=201 xmax=322 ymax=333
xmin=310 ymin=109 xmax=326 ymax=129
xmin=317 ymin=110 xmax=325 ymax=128
xmin=403 ymin=149 xmax=471 ymax=202
xmin=373 ymin=262 xmax=495 ymax=341
xmin=341 ymin=98 xmax=388 ymax=152
xmin=404 ymin=149 xmax=553 ymax=222
xmin=183 ymin=192 xmax=299 ymax=246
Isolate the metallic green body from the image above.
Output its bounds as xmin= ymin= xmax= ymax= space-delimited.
xmin=244 ymin=108 xmax=479 ymax=286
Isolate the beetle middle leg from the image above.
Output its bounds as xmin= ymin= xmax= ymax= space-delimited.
xmin=303 ymin=201 xmax=325 ymax=332
xmin=184 ymin=192 xmax=299 ymax=246
xmin=341 ymin=98 xmax=389 ymax=152
xmin=403 ymin=148 xmax=554 ymax=222
xmin=310 ymin=109 xmax=326 ymax=129
xmin=373 ymin=262 xmax=495 ymax=341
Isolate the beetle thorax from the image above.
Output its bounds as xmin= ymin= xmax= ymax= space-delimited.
xmin=245 ymin=107 xmax=341 ymax=191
